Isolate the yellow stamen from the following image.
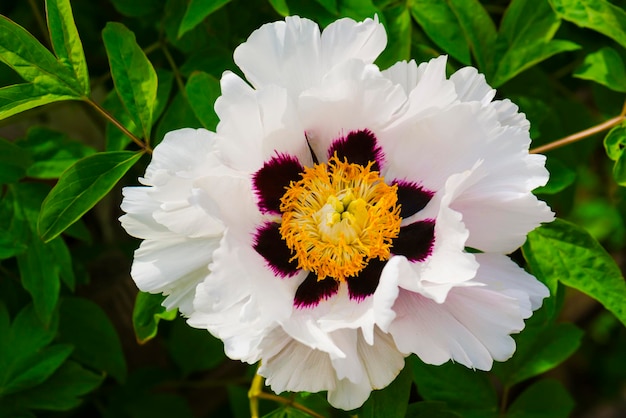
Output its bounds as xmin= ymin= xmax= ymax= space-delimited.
xmin=279 ymin=156 xmax=401 ymax=281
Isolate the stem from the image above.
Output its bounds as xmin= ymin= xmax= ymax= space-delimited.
xmin=530 ymin=113 xmax=626 ymax=154
xmin=249 ymin=373 xmax=263 ymax=418
xmin=530 ymin=115 xmax=625 ymax=154
xmin=161 ymin=43 xmax=186 ymax=95
xmin=499 ymin=386 xmax=510 ymax=416
xmin=248 ymin=372 xmax=324 ymax=418
xmin=84 ymin=98 xmax=152 ymax=154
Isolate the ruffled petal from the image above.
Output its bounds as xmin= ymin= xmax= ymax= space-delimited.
xmin=299 ymin=60 xmax=407 ymax=161
xmin=215 ymin=75 xmax=311 ymax=171
xmin=389 ymin=253 xmax=547 ymax=370
xmin=234 ymin=16 xmax=385 ymax=94
xmin=328 ymin=327 xmax=405 ymax=410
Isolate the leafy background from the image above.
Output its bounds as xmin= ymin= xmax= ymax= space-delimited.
xmin=0 ymin=0 xmax=626 ymax=417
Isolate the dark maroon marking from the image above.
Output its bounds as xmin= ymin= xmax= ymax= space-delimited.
xmin=294 ymin=273 xmax=340 ymax=308
xmin=253 ymin=154 xmax=304 ymax=214
xmin=393 ymin=180 xmax=434 ymax=218
xmin=327 ymin=129 xmax=384 ymax=171
xmin=391 ymin=220 xmax=435 ymax=262
xmin=253 ymin=222 xmax=300 ymax=278
xmin=347 ymin=258 xmax=386 ymax=301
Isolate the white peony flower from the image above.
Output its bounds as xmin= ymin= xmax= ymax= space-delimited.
xmin=120 ymin=15 xmax=553 ymax=410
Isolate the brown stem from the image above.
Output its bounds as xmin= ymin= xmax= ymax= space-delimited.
xmin=161 ymin=43 xmax=186 ymax=95
xmin=84 ymin=98 xmax=152 ymax=154
xmin=530 ymin=114 xmax=625 ymax=154
xmin=256 ymin=392 xmax=326 ymax=418
xmin=248 ymin=372 xmax=324 ymax=418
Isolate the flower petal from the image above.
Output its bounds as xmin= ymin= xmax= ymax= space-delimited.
xmin=254 ymin=222 xmax=300 ymax=278
xmin=389 ymin=253 xmax=546 ymax=370
xmin=294 ymin=273 xmax=340 ymax=308
xmin=347 ymin=258 xmax=385 ymax=301
xmin=253 ymin=154 xmax=304 ymax=214
xmin=392 ymin=220 xmax=435 ymax=262
xmin=327 ymin=129 xmax=384 ymax=170
xmin=393 ymin=180 xmax=434 ymax=218
xmin=234 ymin=16 xmax=385 ymax=94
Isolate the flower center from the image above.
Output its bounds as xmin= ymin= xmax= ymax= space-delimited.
xmin=279 ymin=156 xmax=401 ymax=281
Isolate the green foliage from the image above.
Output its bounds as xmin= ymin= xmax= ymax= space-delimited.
xmin=38 ymin=151 xmax=143 ymax=242
xmin=524 ymin=219 xmax=626 ymax=327
xmin=132 ymin=292 xmax=177 ymax=344
xmin=410 ymin=357 xmax=498 ymax=418
xmin=102 ymin=22 xmax=158 ymax=142
xmin=46 ymin=0 xmax=90 ymax=96
xmin=0 ymin=0 xmax=625 ymax=416
xmin=574 ymin=47 xmax=626 ymax=92
xmin=358 ymin=366 xmax=412 ymax=418
xmin=506 ymin=379 xmax=574 ymax=418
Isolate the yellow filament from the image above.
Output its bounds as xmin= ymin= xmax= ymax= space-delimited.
xmin=279 ymin=156 xmax=401 ymax=281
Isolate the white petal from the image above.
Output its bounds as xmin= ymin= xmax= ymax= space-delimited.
xmin=144 ymin=128 xmax=216 ymax=181
xmin=260 ymin=328 xmax=338 ymax=394
xmin=190 ymin=228 xmax=303 ymax=360
xmin=233 ymin=16 xmax=385 ymax=94
xmin=449 ymin=66 xmax=495 ymax=106
xmin=320 ymin=16 xmax=387 ymax=69
xmin=131 ymin=236 xmax=217 ymax=316
xmin=328 ymin=328 xmax=405 ymax=410
xmin=473 ymin=253 xmax=549 ymax=311
xmin=390 ymin=253 xmax=546 ymax=370
xmin=299 ymin=60 xmax=407 ymax=160
xmin=445 ymin=156 xmax=554 ymax=253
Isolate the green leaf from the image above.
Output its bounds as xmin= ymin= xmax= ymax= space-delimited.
xmin=262 ymin=408 xmax=310 ymax=418
xmin=154 ymin=91 xmax=202 ymax=145
xmin=534 ymin=157 xmax=576 ymax=194
xmin=377 ymin=5 xmax=411 ymax=70
xmin=102 ymin=22 xmax=158 ymax=141
xmin=2 ymin=344 xmax=73 ymax=396
xmin=604 ymin=123 xmax=626 ymax=161
xmin=0 ymin=83 xmax=79 ymax=121
xmin=574 ymin=47 xmax=626 ymax=93
xmin=58 ymin=298 xmax=127 ymax=382
xmin=0 ymin=16 xmax=79 ymax=91
xmin=47 ymin=237 xmax=75 ymax=290
xmin=166 ymin=317 xmax=225 ymax=377
xmin=447 ymin=0 xmax=497 ymax=76
xmin=38 ymin=150 xmax=143 ymax=242
xmin=13 ymin=361 xmax=103 ymax=411
xmin=405 ymin=401 xmax=461 ymax=418
xmin=186 ymin=71 xmax=221 ymax=131
xmin=523 ymin=218 xmax=626 ymax=328
xmin=45 ymin=0 xmax=90 ymax=95
xmin=0 ymin=304 xmax=60 ymax=395
xmin=178 ymin=0 xmax=232 ymax=38
xmin=17 ymin=127 xmax=96 ymax=179
xmin=359 ymin=366 xmax=412 ymax=418
xmin=0 ymin=15 xmax=84 ymax=119
xmin=410 ymin=0 xmax=471 ymax=65
xmin=0 ymin=137 xmax=32 ymax=184
xmin=132 ymin=292 xmax=177 ymax=344
xmin=506 ymin=379 xmax=574 ymax=418
xmin=492 ymin=0 xmax=580 ymax=87
xmin=16 ymin=237 xmax=61 ymax=325
xmin=493 ymin=322 xmax=583 ymax=387
xmin=268 ymin=0 xmax=290 ymax=16
xmin=549 ymin=0 xmax=626 ymax=50
xmin=603 ymin=123 xmax=626 ymax=185
xmin=409 ymin=356 xmax=498 ymax=418
xmin=103 ymin=89 xmax=140 ymax=151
